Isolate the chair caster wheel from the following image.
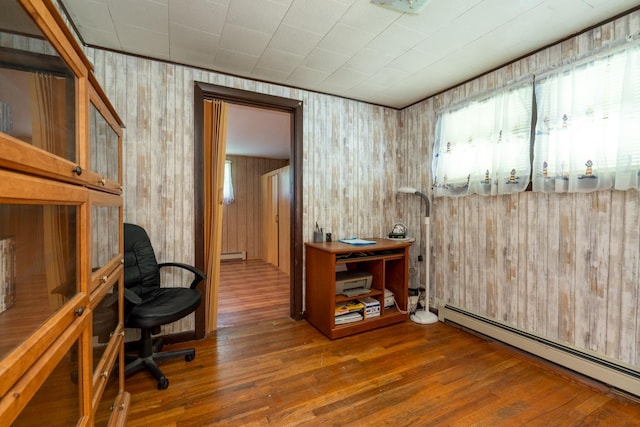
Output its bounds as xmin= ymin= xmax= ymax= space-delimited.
xmin=157 ymin=377 xmax=169 ymax=390
xmin=185 ymin=352 xmax=195 ymax=362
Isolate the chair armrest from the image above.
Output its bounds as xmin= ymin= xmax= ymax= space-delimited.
xmin=158 ymin=262 xmax=207 ymax=289
xmin=123 ymin=288 xmax=142 ymax=305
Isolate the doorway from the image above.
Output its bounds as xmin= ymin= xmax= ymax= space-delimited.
xmin=219 ymin=104 xmax=291 ymax=327
xmin=193 ymin=82 xmax=304 ymax=338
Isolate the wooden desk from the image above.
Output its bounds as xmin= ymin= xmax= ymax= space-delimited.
xmin=305 ymin=238 xmax=412 ymax=339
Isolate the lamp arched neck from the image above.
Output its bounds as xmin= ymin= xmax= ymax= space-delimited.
xmin=415 ymin=191 xmax=430 ymax=218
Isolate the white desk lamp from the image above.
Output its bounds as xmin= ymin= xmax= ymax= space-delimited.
xmin=398 ymin=186 xmax=439 ymax=324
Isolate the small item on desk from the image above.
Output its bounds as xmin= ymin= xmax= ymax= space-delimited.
xmin=325 ymin=232 xmax=332 ymax=242
xmin=388 ymin=222 xmax=407 ymax=239
xmin=338 ymin=238 xmax=376 ymax=245
xmin=313 ymin=222 xmax=323 ymax=243
xmin=387 ymin=222 xmax=415 ymax=241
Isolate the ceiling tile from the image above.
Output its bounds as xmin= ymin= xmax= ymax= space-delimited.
xmin=388 ymin=48 xmax=438 ymax=73
xmin=226 ymin=0 xmax=289 ymax=34
xmin=367 ymin=22 xmax=426 ymax=53
xmin=107 ymin=0 xmax=168 ymax=31
xmin=302 ymin=48 xmax=350 ymax=74
xmin=251 ymin=66 xmax=291 ymax=82
xmin=268 ymin=24 xmax=323 ymax=56
xmin=219 ymin=24 xmax=271 ymax=56
xmin=322 ymin=67 xmax=368 ymax=92
xmin=168 ymin=0 xmax=227 ymax=35
xmin=116 ymin=24 xmax=170 ymax=59
xmin=269 ymin=0 xmax=294 ymax=6
xmin=286 ymin=66 xmax=330 ymax=87
xmin=317 ymin=23 xmax=375 ymax=56
xmin=256 ymin=48 xmax=304 ymax=73
xmin=342 ymin=47 xmax=395 ymax=74
xmin=78 ymin=26 xmax=122 ymax=48
xmin=339 ymin=0 xmax=400 ymax=34
xmin=171 ymin=48 xmax=215 ymax=70
xmin=366 ymin=66 xmax=410 ymax=88
xmin=170 ymin=23 xmax=219 ymax=53
xmin=214 ymin=48 xmax=259 ymax=74
xmin=63 ymin=0 xmax=117 ymax=34
xmin=395 ymin=0 xmax=483 ymax=37
xmin=283 ymin=0 xmax=350 ymax=35
xmin=346 ymin=80 xmax=389 ymax=102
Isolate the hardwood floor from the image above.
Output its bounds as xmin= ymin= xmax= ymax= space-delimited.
xmin=125 ymin=318 xmax=640 ymax=426
xmin=217 ymin=259 xmax=290 ymax=328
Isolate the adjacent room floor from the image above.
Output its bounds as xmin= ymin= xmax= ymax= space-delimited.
xmin=217 ymin=259 xmax=290 ymax=328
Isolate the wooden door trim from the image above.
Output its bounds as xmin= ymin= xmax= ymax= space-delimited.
xmin=193 ymin=82 xmax=304 ymax=337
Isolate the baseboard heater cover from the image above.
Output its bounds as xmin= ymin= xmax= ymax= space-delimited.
xmin=220 ymin=251 xmax=246 ymax=261
xmin=439 ymin=303 xmax=640 ymax=397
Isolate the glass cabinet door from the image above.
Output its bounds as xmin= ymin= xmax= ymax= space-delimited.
xmin=12 ymin=338 xmax=82 ymax=426
xmin=94 ymin=351 xmax=125 ymax=427
xmin=0 ymin=169 xmax=89 ymax=403
xmin=89 ymin=98 xmax=122 ymax=192
xmin=1 ymin=2 xmax=124 ymax=191
xmin=91 ymin=279 xmax=121 ymax=374
xmin=90 ymin=193 xmax=122 ymax=293
xmin=0 ymin=203 xmax=79 ymax=360
xmin=0 ymin=0 xmax=76 ymax=163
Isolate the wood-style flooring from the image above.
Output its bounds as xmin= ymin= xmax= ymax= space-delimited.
xmin=125 ymin=317 xmax=640 ymax=426
xmin=217 ymin=259 xmax=290 ymax=328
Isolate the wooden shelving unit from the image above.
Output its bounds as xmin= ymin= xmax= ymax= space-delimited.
xmin=305 ymin=238 xmax=412 ymax=339
xmin=0 ymin=1 xmax=127 ymax=425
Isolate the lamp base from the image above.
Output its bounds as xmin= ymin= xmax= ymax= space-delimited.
xmin=411 ymin=309 xmax=438 ymax=324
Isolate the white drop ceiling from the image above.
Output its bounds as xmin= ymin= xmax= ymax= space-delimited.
xmin=58 ymin=0 xmax=640 ymax=158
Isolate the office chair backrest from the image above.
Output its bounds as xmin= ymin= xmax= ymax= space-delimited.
xmin=123 ymin=223 xmax=161 ymax=298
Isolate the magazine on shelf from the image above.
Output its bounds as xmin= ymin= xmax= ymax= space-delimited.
xmin=335 ymin=300 xmax=365 ymax=316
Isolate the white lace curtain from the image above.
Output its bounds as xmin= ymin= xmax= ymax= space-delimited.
xmin=223 ymin=159 xmax=234 ymax=204
xmin=432 ymin=82 xmax=533 ymax=197
xmin=533 ymin=44 xmax=640 ymax=193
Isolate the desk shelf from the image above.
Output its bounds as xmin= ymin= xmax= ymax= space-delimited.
xmin=305 ymin=239 xmax=412 ymax=339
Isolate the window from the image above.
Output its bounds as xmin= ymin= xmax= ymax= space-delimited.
xmin=432 ymin=82 xmax=533 ymax=197
xmin=223 ymin=160 xmax=234 ymax=204
xmin=432 ymin=42 xmax=640 ymax=197
xmin=533 ymin=44 xmax=640 ymax=192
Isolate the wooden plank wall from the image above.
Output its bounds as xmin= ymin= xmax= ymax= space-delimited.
xmin=402 ymin=10 xmax=640 ymax=368
xmin=85 ymin=49 xmax=403 ymax=335
xmin=221 ymin=155 xmax=288 ymax=260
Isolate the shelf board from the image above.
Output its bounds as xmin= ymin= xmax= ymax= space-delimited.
xmin=336 ymin=252 xmax=404 ymax=264
xmin=331 ymin=309 xmax=408 ymax=338
xmin=335 ymin=288 xmax=382 ymax=303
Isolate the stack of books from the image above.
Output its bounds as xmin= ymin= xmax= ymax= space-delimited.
xmin=335 ymin=297 xmax=382 ymax=324
xmin=335 ymin=301 xmax=364 ymax=324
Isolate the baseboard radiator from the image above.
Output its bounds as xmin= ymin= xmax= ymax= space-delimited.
xmin=220 ymin=251 xmax=246 ymax=261
xmin=439 ymin=304 xmax=640 ymax=397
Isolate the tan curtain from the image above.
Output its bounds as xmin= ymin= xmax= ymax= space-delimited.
xmin=29 ymin=73 xmax=73 ymax=310
xmin=203 ymin=99 xmax=229 ymax=333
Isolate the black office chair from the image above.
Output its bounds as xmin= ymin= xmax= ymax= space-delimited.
xmin=123 ymin=223 xmax=206 ymax=390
